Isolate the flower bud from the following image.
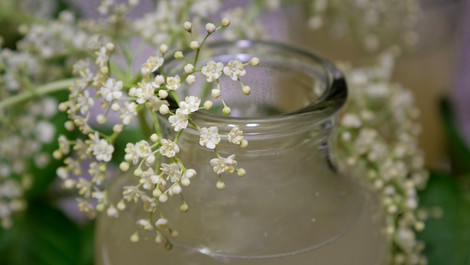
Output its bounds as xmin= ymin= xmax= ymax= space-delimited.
xmin=221 ymin=18 xmax=230 ymax=27
xmin=205 ymin=23 xmax=216 ymax=33
xmin=174 ymin=51 xmax=184 ymax=59
xmin=159 ymin=44 xmax=168 ymax=54
xmin=242 ymin=85 xmax=251 ymax=95
xmin=183 ymin=21 xmax=192 ymax=32
xmin=189 ymin=41 xmax=199 ymax=50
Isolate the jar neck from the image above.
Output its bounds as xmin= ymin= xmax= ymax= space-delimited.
xmin=163 ymin=40 xmax=347 ymax=152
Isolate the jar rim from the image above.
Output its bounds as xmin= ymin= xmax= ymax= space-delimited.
xmin=176 ymin=40 xmax=347 ymax=126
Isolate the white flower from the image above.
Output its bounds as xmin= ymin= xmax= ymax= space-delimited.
xmin=58 ymin=135 xmax=70 ymax=154
xmin=137 ymin=219 xmax=153 ymax=230
xmin=134 ymin=82 xmax=155 ymax=104
xmin=135 ymin=140 xmax=152 ymax=158
xmin=100 ymin=78 xmax=123 ymax=102
xmin=35 ymin=121 xmax=55 ymax=143
xmin=166 ymin=75 xmax=181 ymax=90
xmin=159 ymin=139 xmax=179 ymax=158
xmin=191 ymin=0 xmax=220 ymax=16
xmin=210 ymin=154 xmax=237 ymax=175
xmin=140 ymin=168 xmax=162 ymax=190
xmin=161 ymin=163 xmax=181 ymax=182
xmin=152 ymin=75 xmax=165 ymax=88
xmin=76 ymin=90 xmax=94 ymax=115
xmin=179 ymin=96 xmax=200 ymax=114
xmin=95 ymin=46 xmax=108 ymax=67
xmin=341 ymin=113 xmax=362 ymax=128
xmin=199 ymin=127 xmax=221 ymax=149
xmin=228 ymin=126 xmax=244 ymax=144
xmin=201 ymin=60 xmax=223 ymax=82
xmin=155 ymin=218 xmax=169 ymax=229
xmin=141 ymin=56 xmax=164 ymax=75
xmin=120 ymin=102 xmax=137 ymax=125
xmin=168 ymin=109 xmax=188 ymax=132
xmin=123 ymin=186 xmax=143 ymax=202
xmin=147 ymin=96 xmax=168 ymax=112
xmin=92 ymin=139 xmax=114 ymax=162
xmin=124 ymin=143 xmax=139 ymax=164
xmin=185 ymin=169 xmax=196 ymax=179
xmin=223 ymin=59 xmax=246 ymax=81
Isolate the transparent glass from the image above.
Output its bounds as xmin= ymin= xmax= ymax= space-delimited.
xmin=95 ymin=41 xmax=389 ymax=265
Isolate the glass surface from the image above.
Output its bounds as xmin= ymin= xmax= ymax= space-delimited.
xmin=95 ymin=41 xmax=389 ymax=265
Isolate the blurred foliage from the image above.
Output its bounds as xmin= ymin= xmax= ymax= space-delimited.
xmin=0 ymin=202 xmax=94 ymax=265
xmin=417 ymin=98 xmax=470 ymax=265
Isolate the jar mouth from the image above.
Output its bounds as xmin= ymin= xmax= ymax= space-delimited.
xmin=167 ymin=40 xmax=347 ymax=131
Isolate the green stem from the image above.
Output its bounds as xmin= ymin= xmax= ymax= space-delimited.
xmin=0 ymin=78 xmax=74 ymax=110
xmin=137 ymin=107 xmax=152 ymax=138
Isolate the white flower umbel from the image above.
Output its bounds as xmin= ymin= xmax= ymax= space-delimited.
xmin=199 ymin=127 xmax=221 ymax=149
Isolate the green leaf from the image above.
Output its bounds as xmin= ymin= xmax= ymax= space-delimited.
xmin=439 ymin=98 xmax=470 ymax=175
xmin=418 ymin=172 xmax=470 ymax=265
xmin=0 ymin=201 xmax=85 ymax=265
xmin=111 ymin=127 xmax=146 ymax=165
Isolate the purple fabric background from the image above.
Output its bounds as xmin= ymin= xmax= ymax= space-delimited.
xmin=455 ymin=0 xmax=470 ymax=146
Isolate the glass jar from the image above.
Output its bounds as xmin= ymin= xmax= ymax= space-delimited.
xmin=95 ymin=40 xmax=389 ymax=265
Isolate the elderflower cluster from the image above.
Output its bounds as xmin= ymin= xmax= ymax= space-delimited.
xmin=55 ymin=13 xmax=258 ymax=247
xmin=303 ymin=0 xmax=421 ymax=51
xmin=0 ymin=13 xmax=71 ymax=227
xmin=17 ymin=11 xmax=90 ymax=59
xmin=0 ymin=95 xmax=58 ymax=228
xmin=337 ymin=50 xmax=428 ymax=265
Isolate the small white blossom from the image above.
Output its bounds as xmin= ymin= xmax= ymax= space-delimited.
xmin=166 ymin=75 xmax=181 ymax=90
xmin=179 ymin=96 xmax=201 ymax=114
xmin=228 ymin=126 xmax=244 ymax=145
xmin=147 ymin=96 xmax=168 ymax=112
xmin=152 ymin=75 xmax=165 ymax=88
xmin=137 ymin=219 xmax=153 ymax=230
xmin=191 ymin=0 xmax=220 ymax=16
xmin=92 ymin=139 xmax=114 ymax=162
xmin=185 ymin=169 xmax=196 ymax=179
xmin=100 ymin=78 xmax=123 ymax=102
xmin=76 ymin=90 xmax=94 ymax=115
xmin=155 ymin=218 xmax=169 ymax=229
xmin=210 ymin=154 xmax=237 ymax=175
xmin=124 ymin=143 xmax=139 ymax=164
xmin=168 ymin=109 xmax=188 ymax=132
xmin=96 ymin=46 xmax=108 ymax=67
xmin=341 ymin=113 xmax=362 ymax=128
xmin=141 ymin=56 xmax=164 ymax=75
xmin=199 ymin=127 xmax=220 ymax=149
xmin=120 ymin=102 xmax=137 ymax=125
xmin=135 ymin=140 xmax=152 ymax=158
xmin=134 ymin=82 xmax=155 ymax=104
xmin=201 ymin=61 xmax=223 ymax=82
xmin=223 ymin=59 xmax=246 ymax=81
xmin=161 ymin=163 xmax=181 ymax=182
xmin=35 ymin=121 xmax=55 ymax=143
xmin=140 ymin=168 xmax=162 ymax=190
xmin=159 ymin=139 xmax=179 ymax=158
